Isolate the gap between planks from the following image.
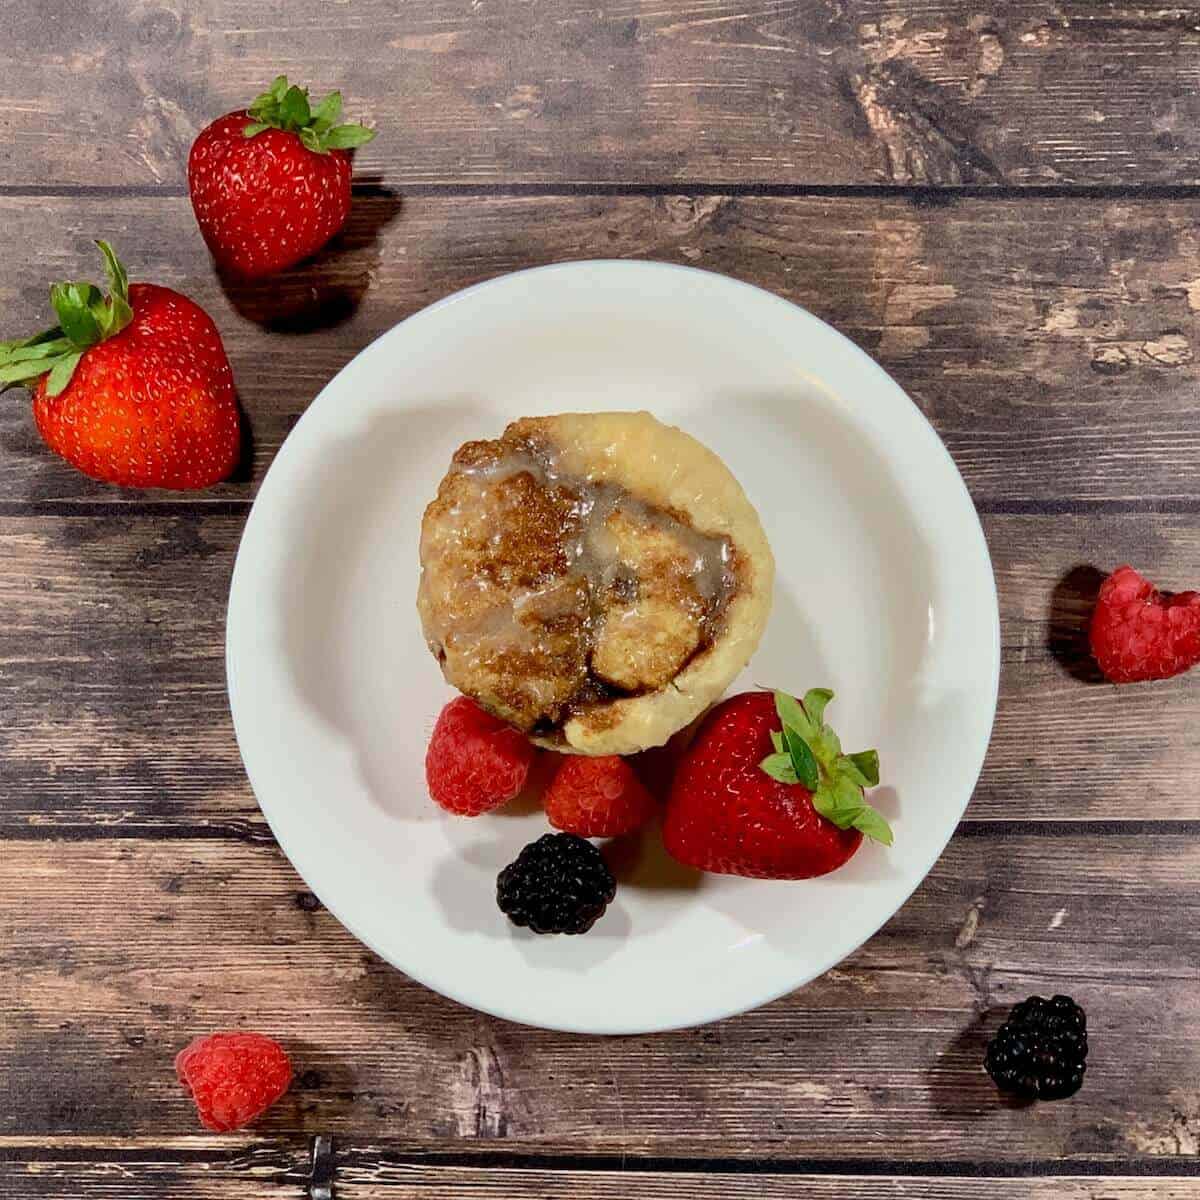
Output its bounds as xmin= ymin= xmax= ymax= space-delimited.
xmin=5 ymin=1137 xmax=1200 ymax=1179
xmin=337 ymin=1149 xmax=1200 ymax=1178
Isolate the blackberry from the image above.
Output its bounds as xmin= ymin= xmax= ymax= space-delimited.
xmin=985 ymin=994 xmax=1088 ymax=1101
xmin=497 ymin=833 xmax=616 ymax=935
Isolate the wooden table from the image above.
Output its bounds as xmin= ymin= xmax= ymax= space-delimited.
xmin=4 ymin=2 xmax=1200 ymax=1196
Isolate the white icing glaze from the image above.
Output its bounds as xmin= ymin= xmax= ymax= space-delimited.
xmin=422 ymin=440 xmax=736 ymax=725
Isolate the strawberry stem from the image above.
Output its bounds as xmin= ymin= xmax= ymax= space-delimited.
xmin=759 ymin=688 xmax=893 ymax=846
xmin=0 ymin=241 xmax=133 ymax=397
xmin=243 ymin=76 xmax=376 ymax=155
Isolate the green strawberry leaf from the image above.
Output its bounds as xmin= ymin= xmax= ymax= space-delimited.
xmin=1 ymin=243 xmax=136 ymax=394
xmin=45 ymin=351 xmax=83 ymax=397
xmin=101 ymin=293 xmax=132 ymax=339
xmin=811 ymin=721 xmax=842 ymax=762
xmin=809 ymin=781 xmax=846 ymax=823
xmin=0 ymin=336 xmax=71 ymax=365
xmin=774 ymin=690 xmax=815 ymax=740
xmin=783 ymin=725 xmax=820 ymax=790
xmin=812 ymin=775 xmax=864 ymax=825
xmin=95 ymin=240 xmax=128 ymax=305
xmin=837 ymin=758 xmax=870 ymax=789
xmin=760 ymin=685 xmax=891 ymax=847
xmin=846 ymin=749 xmax=880 ymax=788
xmin=0 ymin=357 xmax=61 ymax=385
xmin=248 ymin=76 xmax=293 ymax=125
xmin=850 ymin=805 xmax=893 ymax=846
xmin=0 ymin=329 xmax=65 ymax=356
xmin=810 ymin=776 xmax=891 ymax=844
xmin=803 ymin=687 xmax=833 ymax=726
xmin=241 ymin=77 xmax=375 ymax=151
xmin=311 ymin=90 xmax=343 ymax=133
xmin=832 ymin=771 xmax=866 ymax=812
xmin=759 ymin=753 xmax=798 ymax=785
xmin=51 ymin=283 xmax=102 ymax=347
xmin=280 ymin=84 xmax=312 ymax=129
xmin=92 ymin=242 xmax=133 ymax=340
xmin=323 ymin=123 xmax=376 ymax=150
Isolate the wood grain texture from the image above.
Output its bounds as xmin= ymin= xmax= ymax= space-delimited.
xmin=0 ymin=1143 xmax=303 ymax=1199
xmin=4 ymin=192 xmax=1200 ymax=507
xmin=5 ymin=0 xmax=1199 ymax=1185
xmin=4 ymin=2 xmax=1200 ymax=187
xmin=336 ymin=1162 xmax=1200 ymax=1199
xmin=3 ymin=1151 xmax=1199 ymax=1200
xmin=2 ymin=832 xmax=1200 ymax=1158
xmin=3 ymin=512 xmax=1200 ymax=831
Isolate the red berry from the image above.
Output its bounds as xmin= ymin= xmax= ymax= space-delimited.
xmin=188 ymin=80 xmax=375 ymax=279
xmin=426 ymin=696 xmax=536 ymax=816
xmin=190 ymin=115 xmax=352 ymax=279
xmin=175 ymin=1032 xmax=292 ymax=1133
xmin=544 ymin=755 xmax=656 ymax=837
xmin=1090 ymin=565 xmax=1200 ymax=683
xmin=32 ymin=284 xmax=240 ymax=489
xmin=3 ymin=242 xmax=239 ymax=490
xmin=664 ymin=692 xmax=869 ymax=879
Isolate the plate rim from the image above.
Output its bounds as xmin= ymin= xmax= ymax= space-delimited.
xmin=226 ymin=258 xmax=1001 ymax=1034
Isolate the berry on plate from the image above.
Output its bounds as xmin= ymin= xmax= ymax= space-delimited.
xmin=497 ymin=832 xmax=616 ymax=934
xmin=0 ymin=241 xmax=240 ymax=489
xmin=1090 ymin=564 xmax=1200 ymax=683
xmin=663 ymin=689 xmax=891 ymax=879
xmin=175 ymin=1032 xmax=292 ymax=1132
xmin=985 ymin=995 xmax=1088 ymax=1101
xmin=189 ymin=76 xmax=376 ymax=279
xmin=426 ymin=696 xmax=536 ymax=816
xmin=544 ymin=755 xmax=656 ymax=838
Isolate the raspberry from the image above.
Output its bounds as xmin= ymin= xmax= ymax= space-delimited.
xmin=497 ymin=833 xmax=616 ymax=934
xmin=426 ymin=696 xmax=536 ymax=816
xmin=175 ymin=1032 xmax=292 ymax=1132
xmin=1090 ymin=565 xmax=1200 ymax=683
xmin=544 ymin=755 xmax=656 ymax=837
xmin=985 ymin=995 xmax=1087 ymax=1101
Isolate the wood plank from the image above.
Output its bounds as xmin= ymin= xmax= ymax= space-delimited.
xmin=4 ymin=2 xmax=1200 ymax=187
xmin=0 ymin=514 xmax=256 ymax=836
xmin=4 ymin=499 xmax=1200 ymax=829
xmin=2 ymin=832 xmax=1199 ymax=1158
xmin=0 ymin=1143 xmax=302 ymax=1199
xmin=2 ymin=1148 xmax=1198 ymax=1199
xmin=3 ymin=1154 xmax=1198 ymax=1200
xmin=336 ymin=1162 xmax=1200 ymax=1199
xmin=4 ymin=192 xmax=1200 ymax=506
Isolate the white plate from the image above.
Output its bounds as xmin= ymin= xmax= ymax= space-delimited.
xmin=227 ymin=260 xmax=999 ymax=1034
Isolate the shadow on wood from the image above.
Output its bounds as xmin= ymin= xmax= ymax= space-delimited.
xmin=226 ymin=390 xmax=257 ymax=485
xmin=216 ymin=180 xmax=403 ymax=334
xmin=1047 ymin=565 xmax=1106 ymax=684
xmin=926 ymin=1011 xmax=1033 ymax=1119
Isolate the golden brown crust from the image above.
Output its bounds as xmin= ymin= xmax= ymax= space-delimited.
xmin=418 ymin=465 xmax=587 ymax=730
xmin=418 ymin=412 xmax=774 ymax=754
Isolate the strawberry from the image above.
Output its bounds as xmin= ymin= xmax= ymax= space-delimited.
xmin=0 ymin=242 xmax=240 ymax=489
xmin=189 ymin=76 xmax=376 ymax=279
xmin=426 ymin=696 xmax=537 ymax=816
xmin=1090 ymin=564 xmax=1200 ymax=683
xmin=544 ymin=755 xmax=657 ymax=837
xmin=663 ymin=689 xmax=891 ymax=879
